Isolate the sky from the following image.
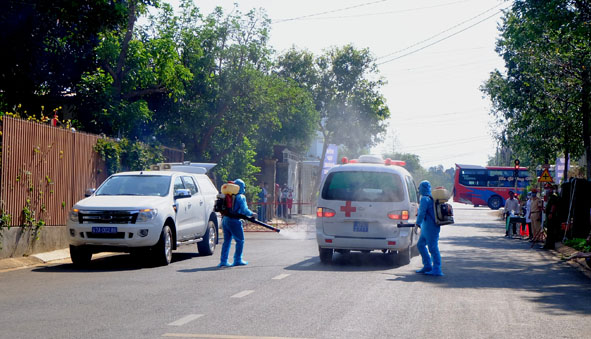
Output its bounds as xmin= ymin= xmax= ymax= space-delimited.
xmin=166 ymin=0 xmax=510 ymax=169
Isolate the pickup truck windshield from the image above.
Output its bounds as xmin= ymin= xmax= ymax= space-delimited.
xmin=96 ymin=175 xmax=171 ymax=196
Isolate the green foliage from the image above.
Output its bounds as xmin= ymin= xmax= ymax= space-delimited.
xmin=278 ymin=45 xmax=390 ymax=199
xmin=0 ymin=202 xmax=12 ymax=250
xmin=94 ymin=137 xmax=165 ymax=175
xmin=0 ymin=0 xmax=128 ymax=113
xmin=482 ymin=0 xmax=591 ymax=178
xmin=21 ymin=198 xmax=44 ymax=241
xmin=315 ymin=45 xmax=390 ymax=153
xmin=213 ymin=137 xmax=260 ymax=201
xmin=119 ymin=138 xmax=166 ymax=171
xmin=94 ymin=138 xmax=122 ymax=175
xmin=384 ymin=152 xmax=455 ymax=191
xmin=78 ymin=1 xmax=192 ymax=139
xmin=563 ymin=238 xmax=591 ymax=253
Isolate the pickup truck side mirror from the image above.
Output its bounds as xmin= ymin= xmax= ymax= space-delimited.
xmin=85 ymin=188 xmax=96 ymax=197
xmin=174 ymin=188 xmax=192 ymax=199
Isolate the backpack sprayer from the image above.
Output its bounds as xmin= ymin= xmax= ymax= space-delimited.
xmin=214 ymin=182 xmax=281 ymax=233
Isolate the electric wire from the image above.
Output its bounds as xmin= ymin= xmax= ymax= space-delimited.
xmin=377 ymin=9 xmax=506 ymax=65
xmin=293 ymin=0 xmax=473 ymax=21
xmin=273 ymin=0 xmax=391 ymax=23
xmin=376 ymin=2 xmax=505 ymax=61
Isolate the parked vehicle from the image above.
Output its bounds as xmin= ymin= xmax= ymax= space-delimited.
xmin=315 ymin=155 xmax=420 ymax=265
xmin=67 ymin=163 xmax=219 ymax=266
xmin=453 ymin=164 xmax=530 ymax=210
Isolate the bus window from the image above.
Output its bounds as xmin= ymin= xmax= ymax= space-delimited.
xmin=459 ymin=169 xmax=487 ymax=186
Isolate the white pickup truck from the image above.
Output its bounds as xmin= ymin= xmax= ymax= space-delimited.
xmin=67 ymin=163 xmax=219 ymax=266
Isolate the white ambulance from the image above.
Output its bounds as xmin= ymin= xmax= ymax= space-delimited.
xmin=315 ymin=155 xmax=420 ymax=265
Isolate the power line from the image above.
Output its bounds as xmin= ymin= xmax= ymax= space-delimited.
xmin=273 ymin=0 xmax=390 ymax=23
xmin=376 ymin=2 xmax=505 ymax=60
xmin=292 ymin=0 xmax=473 ymax=21
xmin=377 ymin=4 xmax=508 ymax=64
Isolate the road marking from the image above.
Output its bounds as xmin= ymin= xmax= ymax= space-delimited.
xmin=168 ymin=314 xmax=204 ymax=326
xmin=231 ymin=290 xmax=254 ymax=298
xmin=162 ymin=333 xmax=311 ymax=339
xmin=272 ymin=273 xmax=290 ymax=280
xmin=300 ymin=262 xmax=314 ymax=267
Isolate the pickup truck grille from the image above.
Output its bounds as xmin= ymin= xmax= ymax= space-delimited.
xmin=78 ymin=211 xmax=139 ymax=224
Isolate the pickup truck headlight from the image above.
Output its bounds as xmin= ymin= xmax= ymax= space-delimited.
xmin=69 ymin=209 xmax=79 ymax=222
xmin=137 ymin=208 xmax=158 ymax=222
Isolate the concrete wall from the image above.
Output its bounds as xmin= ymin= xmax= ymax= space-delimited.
xmin=0 ymin=226 xmax=68 ymax=259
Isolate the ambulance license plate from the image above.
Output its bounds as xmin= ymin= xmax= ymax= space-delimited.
xmin=353 ymin=221 xmax=368 ymax=232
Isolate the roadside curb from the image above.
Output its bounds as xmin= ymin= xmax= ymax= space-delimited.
xmin=0 ymin=248 xmax=69 ymax=272
xmin=0 ymin=249 xmax=123 ymax=272
xmin=497 ymin=216 xmax=591 ymax=279
xmin=554 ymin=243 xmax=591 ymax=280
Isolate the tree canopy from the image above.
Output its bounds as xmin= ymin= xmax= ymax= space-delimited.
xmin=482 ymin=0 xmax=591 ymax=179
xmin=1 ymin=1 xmax=395 ymax=189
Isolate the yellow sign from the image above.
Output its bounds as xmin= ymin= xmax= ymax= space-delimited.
xmin=538 ymin=168 xmax=554 ymax=183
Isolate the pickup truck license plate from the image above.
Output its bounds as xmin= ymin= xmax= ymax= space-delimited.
xmin=353 ymin=221 xmax=368 ymax=232
xmin=92 ymin=227 xmax=118 ymax=234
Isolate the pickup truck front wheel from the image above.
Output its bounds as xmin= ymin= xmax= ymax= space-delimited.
xmin=153 ymin=225 xmax=173 ymax=266
xmin=70 ymin=245 xmax=92 ymax=266
xmin=197 ymin=220 xmax=216 ymax=256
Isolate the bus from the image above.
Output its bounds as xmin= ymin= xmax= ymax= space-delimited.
xmin=453 ymin=164 xmax=531 ymax=210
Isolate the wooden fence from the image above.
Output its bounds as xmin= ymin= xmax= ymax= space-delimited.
xmin=0 ymin=117 xmax=183 ymax=226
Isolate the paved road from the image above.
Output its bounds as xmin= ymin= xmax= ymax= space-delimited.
xmin=1 ymin=204 xmax=590 ymax=339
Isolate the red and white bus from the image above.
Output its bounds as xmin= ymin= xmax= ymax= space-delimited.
xmin=453 ymin=164 xmax=531 ymax=210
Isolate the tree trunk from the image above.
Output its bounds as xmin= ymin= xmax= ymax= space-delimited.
xmin=112 ymin=1 xmax=137 ymax=101
xmin=582 ymin=68 xmax=591 ymax=180
xmin=563 ymin=103 xmax=570 ymax=183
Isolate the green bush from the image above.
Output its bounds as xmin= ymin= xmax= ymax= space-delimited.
xmin=563 ymin=238 xmax=591 ymax=253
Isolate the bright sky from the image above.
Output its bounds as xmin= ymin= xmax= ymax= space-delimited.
xmin=168 ymin=0 xmax=510 ymax=169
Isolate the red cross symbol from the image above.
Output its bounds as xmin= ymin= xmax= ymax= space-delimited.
xmin=340 ymin=201 xmax=356 ymax=217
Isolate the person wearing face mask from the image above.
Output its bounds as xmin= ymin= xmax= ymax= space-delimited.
xmin=218 ymin=179 xmax=256 ymax=267
xmin=415 ymin=180 xmax=443 ymax=276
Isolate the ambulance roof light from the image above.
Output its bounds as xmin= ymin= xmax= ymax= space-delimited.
xmin=358 ymin=154 xmax=384 ymax=163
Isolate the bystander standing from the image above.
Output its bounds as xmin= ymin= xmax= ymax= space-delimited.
xmin=543 ymin=184 xmax=560 ymax=249
xmin=529 ymin=188 xmax=543 ymax=242
xmin=257 ymin=182 xmax=268 ymax=222
xmin=504 ymin=191 xmax=520 ymax=237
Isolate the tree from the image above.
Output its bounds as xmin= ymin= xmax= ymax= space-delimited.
xmin=77 ymin=0 xmax=192 ymax=139
xmin=0 ymin=0 xmax=127 ymax=113
xmin=278 ymin=45 xmax=390 ymax=202
xmin=149 ymin=3 xmax=318 ymax=186
xmin=482 ymin=0 xmax=591 ymax=179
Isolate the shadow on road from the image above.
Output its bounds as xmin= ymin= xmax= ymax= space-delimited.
xmin=31 ymin=252 xmax=201 ymax=273
xmin=283 ymin=250 xmax=419 ymax=272
xmin=390 ymin=233 xmax=591 ymax=315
